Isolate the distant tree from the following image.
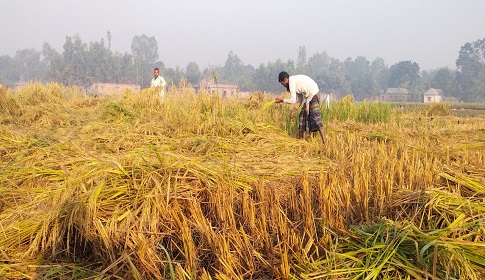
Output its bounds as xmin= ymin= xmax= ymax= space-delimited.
xmin=106 ymin=30 xmax=112 ymax=51
xmin=307 ymin=51 xmax=330 ymax=89
xmin=185 ymin=62 xmax=202 ymax=86
xmin=345 ymin=56 xmax=372 ymax=100
xmin=255 ymin=59 xmax=295 ymax=93
xmin=222 ymin=51 xmax=244 ymax=80
xmin=221 ymin=51 xmax=255 ymax=91
xmin=42 ymin=38 xmax=136 ymax=87
xmin=237 ymin=64 xmax=256 ymax=91
xmin=322 ymin=58 xmax=350 ymax=96
xmin=430 ymin=67 xmax=456 ymax=96
xmin=0 ymin=55 xmax=19 ymax=86
xmin=42 ymin=42 xmax=63 ymax=83
xmin=131 ymin=34 xmax=159 ymax=87
xmin=388 ymin=60 xmax=420 ymax=90
xmin=297 ymin=45 xmax=307 ymax=72
xmin=86 ymin=39 xmax=111 ymax=84
xmin=254 ymin=63 xmax=273 ymax=92
xmin=111 ymin=52 xmax=136 ymax=84
xmin=455 ymin=38 xmax=485 ymax=102
xmin=164 ymin=66 xmax=184 ymax=87
xmin=202 ymin=66 xmax=220 ymax=82
xmin=369 ymin=57 xmax=388 ymax=95
xmin=131 ymin=34 xmax=159 ymax=64
xmin=61 ymin=35 xmax=89 ymax=87
xmin=14 ymin=48 xmax=45 ymax=82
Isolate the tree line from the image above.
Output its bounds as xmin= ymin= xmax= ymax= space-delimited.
xmin=1 ymin=32 xmax=484 ymax=102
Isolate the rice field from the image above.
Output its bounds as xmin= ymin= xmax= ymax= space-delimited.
xmin=1 ymin=83 xmax=484 ymax=279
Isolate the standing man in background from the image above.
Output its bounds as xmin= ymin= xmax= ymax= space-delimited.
xmin=151 ymin=68 xmax=167 ymax=100
xmin=274 ymin=71 xmax=326 ymax=145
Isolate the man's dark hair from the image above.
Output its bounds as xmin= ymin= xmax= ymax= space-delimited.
xmin=154 ymin=68 xmax=159 ymax=71
xmin=278 ymin=71 xmax=289 ymax=82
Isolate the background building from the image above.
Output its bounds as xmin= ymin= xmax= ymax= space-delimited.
xmin=379 ymin=88 xmax=409 ymax=102
xmin=194 ymin=78 xmax=238 ymax=98
xmin=88 ymin=83 xmax=140 ymax=96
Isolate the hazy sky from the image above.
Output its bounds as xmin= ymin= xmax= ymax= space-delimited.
xmin=1 ymin=0 xmax=484 ymax=71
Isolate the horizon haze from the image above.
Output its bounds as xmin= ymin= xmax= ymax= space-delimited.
xmin=1 ymin=0 xmax=484 ymax=71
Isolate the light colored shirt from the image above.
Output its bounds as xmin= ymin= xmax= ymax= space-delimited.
xmin=151 ymin=76 xmax=167 ymax=99
xmin=283 ymin=74 xmax=319 ymax=109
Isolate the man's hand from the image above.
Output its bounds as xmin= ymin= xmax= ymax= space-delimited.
xmin=274 ymin=97 xmax=284 ymax=103
xmin=290 ymin=107 xmax=296 ymax=118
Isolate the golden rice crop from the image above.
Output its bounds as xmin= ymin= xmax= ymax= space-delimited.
xmin=0 ymin=84 xmax=484 ymax=279
xmin=261 ymin=100 xmax=275 ymax=111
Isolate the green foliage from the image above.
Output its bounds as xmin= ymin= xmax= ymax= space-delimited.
xmin=425 ymin=102 xmax=452 ymax=116
xmin=40 ymin=35 xmax=138 ymax=89
xmin=302 ymin=218 xmax=484 ymax=279
xmin=3 ymin=37 xmax=485 ymax=104
xmin=344 ymin=56 xmax=372 ymax=100
xmin=452 ymin=102 xmax=485 ymax=110
xmin=14 ymin=48 xmax=46 ymax=82
xmin=0 ymin=55 xmax=20 ymax=86
xmin=131 ymin=34 xmax=159 ymax=64
xmin=100 ymin=101 xmax=133 ymax=122
xmin=431 ymin=67 xmax=457 ymax=95
xmin=185 ymin=62 xmax=202 ymax=85
xmin=388 ymin=60 xmax=420 ymax=89
xmin=324 ymin=94 xmax=391 ymax=123
xmin=131 ymin=34 xmax=159 ymax=87
xmin=456 ymin=38 xmax=485 ymax=102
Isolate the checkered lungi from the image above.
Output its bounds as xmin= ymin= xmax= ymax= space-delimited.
xmin=298 ymin=94 xmax=323 ymax=133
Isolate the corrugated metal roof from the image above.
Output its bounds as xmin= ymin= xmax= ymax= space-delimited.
xmin=385 ymin=88 xmax=408 ymax=94
xmin=423 ymin=88 xmax=441 ymax=96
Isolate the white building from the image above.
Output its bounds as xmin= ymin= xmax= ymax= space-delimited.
xmin=88 ymin=83 xmax=140 ymax=96
xmin=423 ymin=88 xmax=442 ymax=103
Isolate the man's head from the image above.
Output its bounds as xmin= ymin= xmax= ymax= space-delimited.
xmin=154 ymin=68 xmax=160 ymax=78
xmin=278 ymin=71 xmax=290 ymax=91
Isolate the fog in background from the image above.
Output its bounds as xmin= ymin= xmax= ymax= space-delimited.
xmin=1 ymin=0 xmax=484 ymax=70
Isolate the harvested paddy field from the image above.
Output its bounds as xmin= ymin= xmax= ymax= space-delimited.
xmin=1 ymin=84 xmax=484 ymax=279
